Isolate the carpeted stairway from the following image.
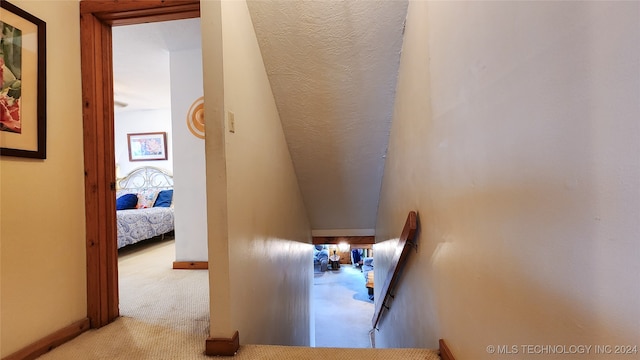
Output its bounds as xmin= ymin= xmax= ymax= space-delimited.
xmin=36 ymin=316 xmax=439 ymax=360
xmin=35 ymin=238 xmax=440 ymax=360
xmin=220 ymin=345 xmax=440 ymax=359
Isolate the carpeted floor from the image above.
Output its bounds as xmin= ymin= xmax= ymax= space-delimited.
xmin=35 ymin=238 xmax=440 ymax=359
xmin=117 ymin=237 xmax=209 ymax=335
xmin=37 ymin=322 xmax=440 ymax=360
xmin=37 ymin=236 xmax=210 ymax=360
xmin=36 ymin=316 xmax=210 ymax=360
xmin=219 ymin=345 xmax=440 ymax=359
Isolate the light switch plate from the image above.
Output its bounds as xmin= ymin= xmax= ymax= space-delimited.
xmin=228 ymin=111 xmax=235 ymax=133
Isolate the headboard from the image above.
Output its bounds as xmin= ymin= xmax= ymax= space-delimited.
xmin=117 ymin=166 xmax=173 ymax=192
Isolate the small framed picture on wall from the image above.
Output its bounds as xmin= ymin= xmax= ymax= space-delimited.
xmin=127 ymin=132 xmax=167 ymax=161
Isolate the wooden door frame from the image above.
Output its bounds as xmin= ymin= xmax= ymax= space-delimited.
xmin=80 ymin=0 xmax=200 ymax=328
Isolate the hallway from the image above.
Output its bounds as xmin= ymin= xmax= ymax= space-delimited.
xmin=32 ymin=239 xmax=443 ymax=360
xmin=314 ymin=265 xmax=374 ymax=348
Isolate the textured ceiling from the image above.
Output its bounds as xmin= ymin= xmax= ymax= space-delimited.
xmin=112 ymin=2 xmax=408 ymax=234
xmin=247 ymin=1 xmax=408 ymax=232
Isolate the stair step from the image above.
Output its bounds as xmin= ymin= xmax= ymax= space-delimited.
xmin=222 ymin=344 xmax=440 ymax=359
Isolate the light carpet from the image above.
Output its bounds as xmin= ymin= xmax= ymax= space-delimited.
xmin=37 ymin=321 xmax=440 ymax=360
xmin=117 ymin=237 xmax=209 ymax=335
xmin=38 ymin=237 xmax=211 ymax=359
xmin=220 ymin=345 xmax=440 ymax=359
xmin=36 ymin=238 xmax=440 ymax=359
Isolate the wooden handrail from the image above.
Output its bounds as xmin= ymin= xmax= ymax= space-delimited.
xmin=372 ymin=211 xmax=418 ymax=330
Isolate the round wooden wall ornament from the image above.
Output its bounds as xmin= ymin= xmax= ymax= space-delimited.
xmin=186 ymin=96 xmax=205 ymax=139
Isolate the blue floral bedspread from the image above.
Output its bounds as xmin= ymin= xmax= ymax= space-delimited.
xmin=117 ymin=207 xmax=174 ymax=248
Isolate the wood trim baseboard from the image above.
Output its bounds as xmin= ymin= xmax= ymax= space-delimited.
xmin=205 ymin=331 xmax=240 ymax=356
xmin=439 ymin=339 xmax=456 ymax=360
xmin=172 ymin=261 xmax=208 ymax=270
xmin=2 ymin=318 xmax=90 ymax=360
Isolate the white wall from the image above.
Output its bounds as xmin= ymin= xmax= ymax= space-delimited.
xmin=201 ymin=0 xmax=313 ymax=346
xmin=114 ymin=109 xmax=173 ymax=176
xmin=201 ymin=0 xmax=232 ymax=341
xmin=0 ymin=1 xmax=86 ymax=356
xmin=374 ymin=1 xmax=640 ymax=358
xmin=170 ymin=48 xmax=208 ymax=262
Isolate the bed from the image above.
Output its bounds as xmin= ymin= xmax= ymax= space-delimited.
xmin=115 ymin=166 xmax=175 ymax=249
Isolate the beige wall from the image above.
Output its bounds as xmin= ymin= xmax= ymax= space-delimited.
xmin=375 ymin=1 xmax=640 ymax=358
xmin=0 ymin=0 xmax=85 ymax=357
xmin=222 ymin=0 xmax=312 ymax=345
xmin=202 ymin=0 xmax=313 ymax=345
xmin=201 ymin=0 xmax=232 ymax=340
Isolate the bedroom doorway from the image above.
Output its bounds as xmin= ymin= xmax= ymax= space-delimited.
xmin=80 ymin=1 xmax=201 ymax=328
xmin=112 ymin=16 xmax=207 ymax=327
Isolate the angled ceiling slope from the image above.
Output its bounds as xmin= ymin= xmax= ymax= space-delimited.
xmin=247 ymin=1 xmax=408 ymax=234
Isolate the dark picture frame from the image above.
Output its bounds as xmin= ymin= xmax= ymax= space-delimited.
xmin=0 ymin=1 xmax=46 ymax=159
xmin=127 ymin=132 xmax=168 ymax=161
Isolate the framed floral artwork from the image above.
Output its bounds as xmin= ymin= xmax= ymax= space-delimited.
xmin=127 ymin=132 xmax=168 ymax=161
xmin=0 ymin=1 xmax=46 ymax=159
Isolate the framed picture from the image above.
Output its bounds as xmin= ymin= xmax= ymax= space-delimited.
xmin=0 ymin=1 xmax=46 ymax=159
xmin=127 ymin=132 xmax=168 ymax=161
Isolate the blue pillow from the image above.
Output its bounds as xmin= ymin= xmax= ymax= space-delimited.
xmin=116 ymin=193 xmax=138 ymax=210
xmin=153 ymin=190 xmax=173 ymax=207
